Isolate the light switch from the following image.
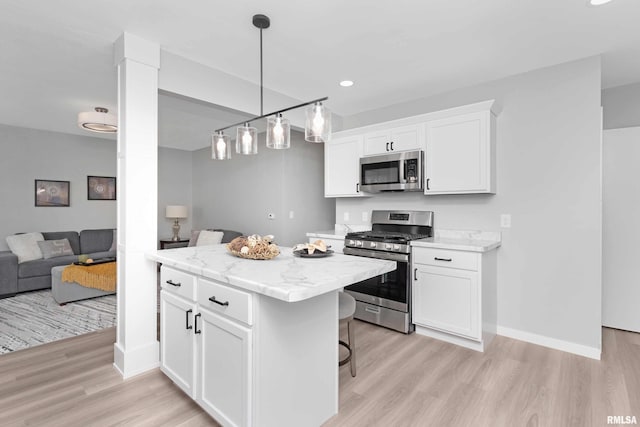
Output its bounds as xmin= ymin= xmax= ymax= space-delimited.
xmin=362 ymin=212 xmax=368 ymax=222
xmin=343 ymin=212 xmax=350 ymax=221
xmin=289 ymin=211 xmax=295 ymax=219
xmin=500 ymin=214 xmax=511 ymax=228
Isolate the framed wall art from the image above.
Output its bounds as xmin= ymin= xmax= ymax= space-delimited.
xmin=35 ymin=179 xmax=70 ymax=207
xmin=87 ymin=176 xmax=116 ymax=200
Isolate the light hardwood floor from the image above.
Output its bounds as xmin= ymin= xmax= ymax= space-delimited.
xmin=1 ymin=322 xmax=638 ymax=426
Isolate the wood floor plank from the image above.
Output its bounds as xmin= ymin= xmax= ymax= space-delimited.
xmin=1 ymin=322 xmax=639 ymax=426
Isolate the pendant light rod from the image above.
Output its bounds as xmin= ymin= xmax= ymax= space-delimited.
xmin=260 ymin=25 xmax=264 ymax=116
xmin=214 ymin=96 xmax=328 ymax=133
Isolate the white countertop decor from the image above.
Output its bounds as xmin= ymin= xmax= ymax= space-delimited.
xmin=411 ymin=229 xmax=502 ymax=252
xmin=147 ymin=244 xmax=395 ymax=302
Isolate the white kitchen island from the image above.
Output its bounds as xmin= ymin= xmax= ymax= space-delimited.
xmin=147 ymin=244 xmax=395 ymax=427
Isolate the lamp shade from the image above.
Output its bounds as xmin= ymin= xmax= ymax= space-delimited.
xmin=165 ymin=205 xmax=188 ymax=219
xmin=78 ymin=107 xmax=117 ymax=133
xmin=266 ymin=114 xmax=291 ymax=149
xmin=212 ymin=131 xmax=232 ymax=160
xmin=236 ymin=123 xmax=258 ymax=155
xmin=304 ymin=102 xmax=331 ymax=143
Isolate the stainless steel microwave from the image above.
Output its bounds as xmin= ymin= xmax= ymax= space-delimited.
xmin=359 ymin=150 xmax=423 ymax=192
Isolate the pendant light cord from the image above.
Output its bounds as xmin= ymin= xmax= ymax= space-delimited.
xmin=260 ymin=27 xmax=264 ymax=116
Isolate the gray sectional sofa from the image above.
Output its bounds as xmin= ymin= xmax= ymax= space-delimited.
xmin=0 ymin=229 xmax=115 ymax=299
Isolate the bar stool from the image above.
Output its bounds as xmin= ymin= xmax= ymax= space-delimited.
xmin=338 ymin=291 xmax=357 ymax=377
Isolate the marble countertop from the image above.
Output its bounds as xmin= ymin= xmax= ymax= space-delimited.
xmin=147 ymin=244 xmax=395 ymax=302
xmin=411 ymin=230 xmax=502 ymax=253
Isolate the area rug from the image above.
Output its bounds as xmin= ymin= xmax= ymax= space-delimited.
xmin=0 ymin=289 xmax=116 ymax=354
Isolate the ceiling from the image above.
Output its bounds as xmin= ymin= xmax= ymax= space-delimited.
xmin=1 ymin=0 xmax=639 ymax=151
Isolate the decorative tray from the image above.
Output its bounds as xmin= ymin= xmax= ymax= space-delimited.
xmin=73 ymin=257 xmax=116 ymax=266
xmin=293 ymin=248 xmax=334 ymax=258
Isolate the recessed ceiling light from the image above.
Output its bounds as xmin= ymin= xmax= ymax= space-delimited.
xmin=588 ymin=0 xmax=613 ymax=6
xmin=339 ymin=80 xmax=354 ymax=87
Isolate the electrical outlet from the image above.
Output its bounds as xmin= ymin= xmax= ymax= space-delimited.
xmin=289 ymin=211 xmax=294 ymax=219
xmin=343 ymin=212 xmax=350 ymax=221
xmin=362 ymin=212 xmax=368 ymax=222
xmin=268 ymin=213 xmax=276 ymax=220
xmin=500 ymin=214 xmax=511 ymax=228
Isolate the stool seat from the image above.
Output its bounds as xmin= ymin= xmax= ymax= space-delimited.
xmin=339 ymin=291 xmax=356 ymax=320
xmin=338 ymin=291 xmax=357 ymax=377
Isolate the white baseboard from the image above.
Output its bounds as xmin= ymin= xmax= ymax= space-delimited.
xmin=113 ymin=340 xmax=160 ymax=379
xmin=496 ymin=326 xmax=601 ymax=360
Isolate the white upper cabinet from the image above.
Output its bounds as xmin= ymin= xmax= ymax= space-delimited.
xmin=325 ymin=135 xmax=367 ymax=197
xmin=424 ymin=102 xmax=496 ymax=195
xmin=363 ymin=124 xmax=423 ymax=156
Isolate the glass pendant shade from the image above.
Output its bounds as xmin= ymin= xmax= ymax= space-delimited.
xmin=211 ymin=131 xmax=232 ymax=160
xmin=266 ymin=114 xmax=291 ymax=149
xmin=236 ymin=123 xmax=258 ymax=155
xmin=305 ymin=102 xmax=331 ymax=143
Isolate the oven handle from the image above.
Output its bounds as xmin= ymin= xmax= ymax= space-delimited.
xmin=343 ymin=247 xmax=409 ymax=263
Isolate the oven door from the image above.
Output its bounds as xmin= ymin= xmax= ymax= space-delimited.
xmin=343 ymin=249 xmax=410 ymax=313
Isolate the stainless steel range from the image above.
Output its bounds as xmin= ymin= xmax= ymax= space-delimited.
xmin=343 ymin=210 xmax=434 ymax=333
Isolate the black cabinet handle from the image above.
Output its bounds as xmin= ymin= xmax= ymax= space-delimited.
xmin=434 ymin=257 xmax=452 ymax=262
xmin=426 ymin=178 xmax=430 ymax=190
xmin=356 ymin=183 xmax=360 ymax=193
xmin=414 ymin=268 xmax=418 ymax=281
xmin=194 ymin=313 xmax=201 ymax=334
xmin=166 ymin=279 xmax=181 ymax=287
xmin=209 ymin=296 xmax=229 ymax=307
xmin=185 ymin=309 xmax=193 ymax=330
xmin=390 ymin=141 xmax=394 ymax=151
xmin=386 ymin=142 xmax=389 ymax=151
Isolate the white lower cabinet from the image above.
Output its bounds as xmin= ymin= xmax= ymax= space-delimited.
xmin=160 ymin=290 xmax=197 ymax=397
xmin=160 ymin=265 xmax=339 ymax=427
xmin=198 ymin=308 xmax=252 ymax=427
xmin=411 ymin=246 xmax=497 ymax=351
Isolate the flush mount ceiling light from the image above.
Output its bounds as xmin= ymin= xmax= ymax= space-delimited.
xmin=211 ymin=14 xmax=331 ymax=160
xmin=587 ymin=0 xmax=613 ymax=5
xmin=339 ymin=80 xmax=354 ymax=87
xmin=77 ymin=107 xmax=117 ymax=133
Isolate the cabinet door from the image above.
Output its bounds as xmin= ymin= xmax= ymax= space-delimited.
xmin=197 ymin=308 xmax=252 ymax=427
xmin=412 ymin=265 xmax=480 ymax=340
xmin=325 ymin=135 xmax=366 ymax=197
xmin=425 ymin=111 xmax=493 ymax=194
xmin=363 ymin=125 xmax=422 ymax=155
xmin=160 ymin=290 xmax=197 ymax=398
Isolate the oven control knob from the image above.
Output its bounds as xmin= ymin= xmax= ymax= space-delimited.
xmin=356 ymin=240 xmax=363 ymax=247
xmin=348 ymin=239 xmax=356 ymax=246
xmin=393 ymin=244 xmax=401 ymax=251
xmin=369 ymin=242 xmax=377 ymax=248
xmin=385 ymin=243 xmax=392 ymax=250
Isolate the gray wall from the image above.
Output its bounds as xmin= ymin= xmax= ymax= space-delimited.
xmin=338 ymin=57 xmax=603 ymax=352
xmin=0 ymin=124 xmax=117 ymax=251
xmin=158 ymin=147 xmax=193 ymax=242
xmin=191 ymin=130 xmax=334 ymax=246
xmin=602 ymin=82 xmax=640 ymax=129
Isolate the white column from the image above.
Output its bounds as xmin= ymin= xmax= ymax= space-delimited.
xmin=113 ymin=33 xmax=160 ymax=378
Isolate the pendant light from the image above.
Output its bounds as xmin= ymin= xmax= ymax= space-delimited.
xmin=236 ymin=123 xmax=257 ymax=155
xmin=305 ymin=101 xmax=331 ymax=143
xmin=211 ymin=131 xmax=232 ymax=160
xmin=211 ymin=14 xmax=330 ymax=159
xmin=266 ymin=114 xmax=291 ymax=149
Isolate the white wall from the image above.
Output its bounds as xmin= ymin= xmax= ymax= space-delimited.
xmin=602 ymin=82 xmax=640 ymax=129
xmin=191 ymin=130 xmax=334 ymax=246
xmin=0 ymin=124 xmax=117 ymax=251
xmin=158 ymin=147 xmax=193 ymax=242
xmin=338 ymin=57 xmax=603 ymax=354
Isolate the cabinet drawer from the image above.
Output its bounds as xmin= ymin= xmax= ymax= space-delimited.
xmin=412 ymin=247 xmax=478 ymax=271
xmin=161 ymin=266 xmax=196 ymax=300
xmin=198 ymin=278 xmax=253 ymax=325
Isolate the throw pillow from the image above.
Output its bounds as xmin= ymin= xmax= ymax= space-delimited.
xmin=6 ymin=232 xmax=45 ymax=263
xmin=196 ymin=230 xmax=224 ymax=246
xmin=109 ymin=229 xmax=117 ymax=251
xmin=37 ymin=238 xmax=74 ymax=259
xmin=188 ymin=230 xmax=201 ymax=247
